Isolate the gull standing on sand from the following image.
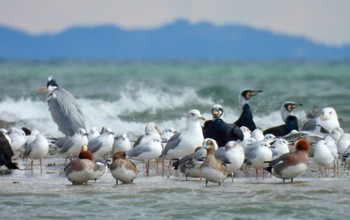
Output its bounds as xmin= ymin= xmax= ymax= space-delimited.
xmin=23 ymin=130 xmax=49 ymax=171
xmin=89 ymin=127 xmax=114 ymax=160
xmin=245 ymin=141 xmax=273 ymax=179
xmin=159 ymin=109 xmax=205 ymax=175
xmin=200 ymin=139 xmax=227 ymax=186
xmin=110 ymin=151 xmax=138 ymax=184
xmin=313 ymin=139 xmax=338 ymax=177
xmin=38 ymin=76 xmax=86 ymax=137
xmin=59 ymin=128 xmax=88 ymax=163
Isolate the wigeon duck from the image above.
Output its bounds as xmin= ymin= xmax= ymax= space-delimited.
xmin=263 ymin=101 xmax=302 ymax=136
xmin=65 ymin=145 xmax=97 ymax=185
xmin=200 ymin=139 xmax=227 ymax=186
xmin=265 ymin=138 xmax=310 ymax=183
xmin=233 ymin=89 xmax=263 ymax=131
xmin=110 ymin=151 xmax=138 ymax=184
xmin=203 ymin=104 xmax=244 ymax=147
xmin=160 ymin=109 xmax=205 ymax=175
xmin=37 ymin=76 xmax=86 ymax=137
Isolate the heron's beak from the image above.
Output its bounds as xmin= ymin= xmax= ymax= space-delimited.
xmin=37 ymin=87 xmax=48 ymax=92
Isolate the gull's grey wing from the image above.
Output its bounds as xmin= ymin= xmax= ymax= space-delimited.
xmin=127 ymin=145 xmax=151 ymax=158
xmin=59 ymin=138 xmax=74 ymax=153
xmin=160 ymin=132 xmax=182 ymax=157
xmin=88 ymin=137 xmax=103 ymax=153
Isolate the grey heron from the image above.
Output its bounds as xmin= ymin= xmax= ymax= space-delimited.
xmin=38 ymin=76 xmax=86 ymax=137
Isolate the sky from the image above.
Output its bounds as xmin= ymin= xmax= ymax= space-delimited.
xmin=1 ymin=0 xmax=350 ymax=46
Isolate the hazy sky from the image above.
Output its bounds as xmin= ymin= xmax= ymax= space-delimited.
xmin=1 ymin=0 xmax=349 ymax=46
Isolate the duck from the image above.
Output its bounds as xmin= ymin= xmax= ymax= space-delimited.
xmin=110 ymin=151 xmax=138 ymax=184
xmin=200 ymin=139 xmax=227 ymax=186
xmin=233 ymin=89 xmax=262 ymax=131
xmin=64 ymin=144 xmax=97 ymax=185
xmin=263 ymin=101 xmax=302 ymax=137
xmin=203 ymin=104 xmax=243 ymax=147
xmin=265 ymin=139 xmax=310 ymax=183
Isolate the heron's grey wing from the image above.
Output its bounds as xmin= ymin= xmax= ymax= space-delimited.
xmin=301 ymin=119 xmax=317 ymax=131
xmin=48 ymin=88 xmax=86 ymax=136
xmin=160 ymin=132 xmax=182 ymax=157
xmin=88 ymin=138 xmax=103 ymax=153
xmin=59 ymin=138 xmax=74 ymax=153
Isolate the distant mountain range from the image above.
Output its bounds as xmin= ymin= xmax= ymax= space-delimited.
xmin=1 ymin=20 xmax=350 ymax=60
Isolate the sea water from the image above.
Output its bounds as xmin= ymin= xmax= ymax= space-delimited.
xmin=1 ymin=60 xmax=350 ymax=219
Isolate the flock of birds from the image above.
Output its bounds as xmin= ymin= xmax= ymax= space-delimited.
xmin=1 ymin=76 xmax=350 ymax=186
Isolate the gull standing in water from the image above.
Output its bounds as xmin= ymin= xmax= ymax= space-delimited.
xmin=159 ymin=109 xmax=205 ymax=176
xmin=38 ymin=76 xmax=86 ymax=137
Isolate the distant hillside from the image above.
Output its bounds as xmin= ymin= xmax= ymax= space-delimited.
xmin=1 ymin=20 xmax=350 ymax=60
